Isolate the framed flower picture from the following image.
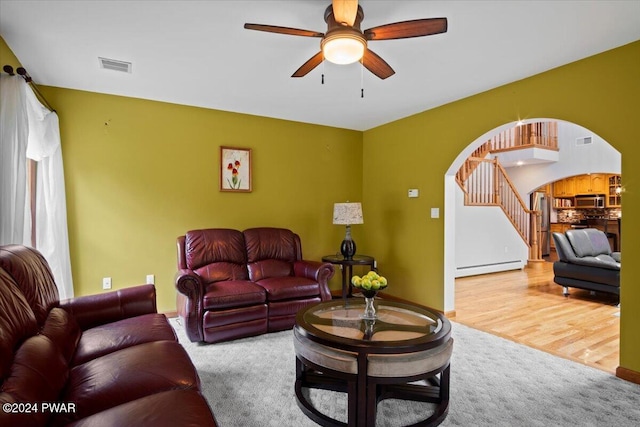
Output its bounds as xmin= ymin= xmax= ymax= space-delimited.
xmin=220 ymin=146 xmax=252 ymax=192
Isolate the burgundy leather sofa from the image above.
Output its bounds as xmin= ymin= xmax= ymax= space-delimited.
xmin=0 ymin=245 xmax=217 ymax=427
xmin=176 ymin=227 xmax=334 ymax=343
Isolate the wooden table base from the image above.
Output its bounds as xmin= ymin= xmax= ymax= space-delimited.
xmin=295 ymin=356 xmax=450 ymax=427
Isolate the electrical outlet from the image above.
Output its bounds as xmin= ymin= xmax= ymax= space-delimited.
xmin=102 ymin=277 xmax=112 ymax=290
xmin=146 ymin=274 xmax=155 ymax=284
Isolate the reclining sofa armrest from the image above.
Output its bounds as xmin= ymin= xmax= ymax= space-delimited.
xmin=175 ymin=269 xmax=205 ymax=342
xmin=552 ymin=232 xmax=579 ymax=263
xmin=294 ymin=260 xmax=335 ymax=301
xmin=59 ymin=284 xmax=158 ymax=330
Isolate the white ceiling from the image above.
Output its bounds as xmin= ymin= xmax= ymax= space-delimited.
xmin=1 ymin=0 xmax=639 ymax=131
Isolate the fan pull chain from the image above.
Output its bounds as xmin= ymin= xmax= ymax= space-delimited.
xmin=360 ymin=59 xmax=364 ymax=98
xmin=322 ymin=60 xmax=325 ymax=85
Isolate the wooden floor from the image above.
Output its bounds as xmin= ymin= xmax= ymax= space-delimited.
xmin=450 ymin=259 xmax=620 ymax=374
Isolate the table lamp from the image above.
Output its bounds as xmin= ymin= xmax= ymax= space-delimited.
xmin=333 ymin=202 xmax=363 ymax=260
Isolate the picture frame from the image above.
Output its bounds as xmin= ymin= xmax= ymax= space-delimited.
xmin=220 ymin=146 xmax=252 ymax=192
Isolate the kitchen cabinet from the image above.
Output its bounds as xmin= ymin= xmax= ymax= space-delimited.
xmin=552 ymin=177 xmax=575 ymax=197
xmin=574 ymin=173 xmax=606 ymax=194
xmin=607 ymin=174 xmax=622 ymax=207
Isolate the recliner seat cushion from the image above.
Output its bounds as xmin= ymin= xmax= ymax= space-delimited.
xmin=570 ymin=254 xmax=620 ymax=270
xmin=255 ymin=276 xmax=320 ymax=301
xmin=203 ymin=280 xmax=266 ymax=310
xmin=58 ymin=340 xmax=201 ymax=425
xmin=71 ymin=313 xmax=177 ymax=366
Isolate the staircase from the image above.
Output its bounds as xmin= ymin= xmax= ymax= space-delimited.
xmin=456 ymin=122 xmax=558 ymax=262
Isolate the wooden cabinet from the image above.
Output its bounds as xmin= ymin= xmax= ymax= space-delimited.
xmin=574 ymin=173 xmax=606 ymax=194
xmin=552 ymin=174 xmax=620 ymax=206
xmin=573 ymin=175 xmax=589 ymax=193
xmin=607 ymin=174 xmax=622 ymax=207
xmin=553 ymin=177 xmax=575 ymax=197
xmin=591 ymin=174 xmax=607 ymax=193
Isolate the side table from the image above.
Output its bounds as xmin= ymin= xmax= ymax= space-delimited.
xmin=321 ymin=254 xmax=375 ymax=299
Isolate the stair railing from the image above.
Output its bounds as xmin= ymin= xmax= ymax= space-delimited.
xmin=460 ymin=157 xmax=542 ymax=260
xmin=490 ymin=121 xmax=558 ymax=152
xmin=455 ymin=141 xmax=492 ymax=189
xmin=455 ymin=121 xmax=558 ymax=261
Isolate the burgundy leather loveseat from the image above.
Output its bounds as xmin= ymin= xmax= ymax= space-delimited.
xmin=0 ymin=245 xmax=217 ymax=427
xmin=176 ymin=227 xmax=334 ymax=343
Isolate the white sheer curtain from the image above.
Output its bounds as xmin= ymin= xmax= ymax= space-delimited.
xmin=0 ymin=76 xmax=30 ymax=243
xmin=0 ymin=74 xmax=74 ymax=299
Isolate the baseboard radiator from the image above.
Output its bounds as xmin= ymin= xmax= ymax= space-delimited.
xmin=456 ymin=260 xmax=524 ymax=278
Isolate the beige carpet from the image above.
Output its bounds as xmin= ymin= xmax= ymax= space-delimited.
xmin=169 ymin=318 xmax=640 ymax=427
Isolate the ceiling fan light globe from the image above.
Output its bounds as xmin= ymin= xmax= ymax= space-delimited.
xmin=322 ymin=34 xmax=366 ymax=65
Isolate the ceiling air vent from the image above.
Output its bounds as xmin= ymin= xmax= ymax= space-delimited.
xmin=576 ymin=136 xmax=593 ymax=146
xmin=98 ymin=57 xmax=132 ymax=73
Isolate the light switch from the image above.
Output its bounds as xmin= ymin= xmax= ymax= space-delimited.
xmin=431 ymin=208 xmax=440 ymax=218
xmin=408 ymin=189 xmax=419 ymax=198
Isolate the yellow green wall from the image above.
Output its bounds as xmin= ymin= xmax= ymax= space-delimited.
xmin=362 ymin=40 xmax=640 ymax=374
xmin=37 ymin=86 xmax=362 ymax=311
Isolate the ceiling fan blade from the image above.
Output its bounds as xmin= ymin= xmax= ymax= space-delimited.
xmin=292 ymin=51 xmax=324 ymax=77
xmin=244 ymin=23 xmax=323 ymax=38
xmin=364 ymin=17 xmax=447 ymax=40
xmin=332 ymin=0 xmax=358 ymax=26
xmin=362 ymin=49 xmax=395 ymax=80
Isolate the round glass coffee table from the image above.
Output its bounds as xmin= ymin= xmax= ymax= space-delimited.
xmin=293 ymin=299 xmax=453 ymax=427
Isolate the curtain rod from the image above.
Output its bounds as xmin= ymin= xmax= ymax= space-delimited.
xmin=2 ymin=64 xmax=56 ymax=112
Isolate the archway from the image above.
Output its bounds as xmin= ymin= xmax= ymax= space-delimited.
xmin=444 ymin=118 xmax=621 ymax=312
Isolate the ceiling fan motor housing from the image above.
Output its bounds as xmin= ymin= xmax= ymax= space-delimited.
xmin=322 ymin=4 xmax=367 ymax=64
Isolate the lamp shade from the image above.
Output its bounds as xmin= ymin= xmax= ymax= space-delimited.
xmin=333 ymin=203 xmax=363 ymax=225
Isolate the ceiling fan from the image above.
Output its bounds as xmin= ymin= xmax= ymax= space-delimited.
xmin=244 ymin=0 xmax=447 ymax=80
